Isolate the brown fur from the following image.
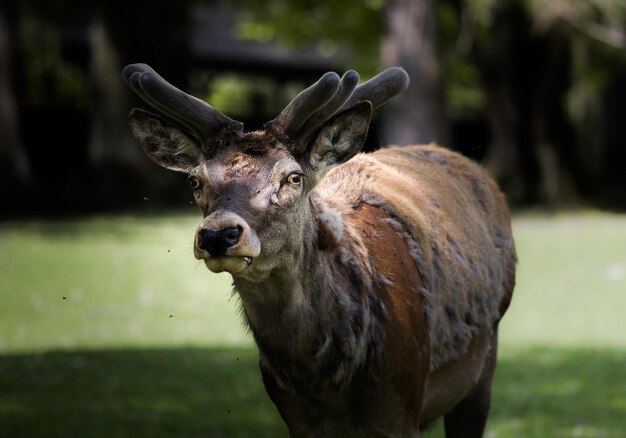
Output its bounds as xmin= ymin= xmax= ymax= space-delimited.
xmin=351 ymin=203 xmax=431 ymax=433
xmin=261 ymin=192 xmax=512 ymax=435
xmin=260 ymin=202 xmax=430 ymax=436
xmin=317 ymin=144 xmax=516 ymax=369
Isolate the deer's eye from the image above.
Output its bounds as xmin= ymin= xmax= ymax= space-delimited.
xmin=286 ymin=173 xmax=303 ymax=186
xmin=188 ymin=176 xmax=201 ymax=190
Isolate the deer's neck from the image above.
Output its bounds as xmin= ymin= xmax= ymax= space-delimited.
xmin=232 ymin=199 xmax=384 ymax=392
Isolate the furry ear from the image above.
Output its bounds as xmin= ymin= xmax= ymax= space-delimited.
xmin=128 ymin=108 xmax=206 ymax=173
xmin=307 ymin=101 xmax=372 ymax=177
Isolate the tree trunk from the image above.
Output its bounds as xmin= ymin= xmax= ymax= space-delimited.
xmin=380 ymin=0 xmax=448 ymax=147
xmin=88 ymin=20 xmax=145 ymax=169
xmin=603 ymin=65 xmax=626 ymax=206
xmin=473 ymin=2 xmax=577 ymax=206
xmin=0 ymin=11 xmax=31 ymax=185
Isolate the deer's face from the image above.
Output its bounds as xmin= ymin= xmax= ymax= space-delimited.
xmin=128 ymin=105 xmax=371 ymax=281
xmin=123 ymin=63 xmax=408 ymax=281
xmin=187 ymin=135 xmax=309 ymax=280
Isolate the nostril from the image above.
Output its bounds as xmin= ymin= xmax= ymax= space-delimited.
xmin=221 ymin=226 xmax=242 ymax=247
xmin=197 ymin=226 xmax=242 ymax=257
xmin=198 ymin=228 xmax=220 ymax=252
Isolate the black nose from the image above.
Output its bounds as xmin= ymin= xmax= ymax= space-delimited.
xmin=197 ymin=226 xmax=242 ymax=256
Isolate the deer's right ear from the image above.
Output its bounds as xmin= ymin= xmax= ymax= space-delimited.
xmin=128 ymin=108 xmax=206 ymax=173
xmin=307 ymin=101 xmax=372 ymax=178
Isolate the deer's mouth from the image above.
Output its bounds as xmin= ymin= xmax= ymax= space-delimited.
xmin=203 ymin=255 xmax=254 ymax=274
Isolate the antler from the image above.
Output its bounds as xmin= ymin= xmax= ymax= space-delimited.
xmin=124 ymin=63 xmax=409 ymax=156
xmin=340 ymin=67 xmax=410 ymax=112
xmin=295 ymin=70 xmax=360 ymax=141
xmin=267 ymin=67 xmax=410 ymax=153
xmin=123 ymin=63 xmax=243 ymax=155
xmin=266 ymin=72 xmax=341 ymax=138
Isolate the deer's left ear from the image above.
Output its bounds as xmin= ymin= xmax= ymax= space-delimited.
xmin=307 ymin=101 xmax=372 ymax=176
xmin=128 ymin=108 xmax=206 ymax=173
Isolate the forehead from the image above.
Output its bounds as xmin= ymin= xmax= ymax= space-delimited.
xmin=196 ymin=132 xmax=299 ymax=181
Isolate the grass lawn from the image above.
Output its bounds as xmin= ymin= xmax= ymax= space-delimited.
xmin=1 ymin=212 xmax=625 ymax=437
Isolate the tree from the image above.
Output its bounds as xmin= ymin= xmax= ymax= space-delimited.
xmin=465 ymin=0 xmax=626 ymax=205
xmin=381 ymin=0 xmax=448 ymax=146
xmin=236 ymin=0 xmax=449 ymax=147
xmin=0 ymin=8 xmax=31 ymax=185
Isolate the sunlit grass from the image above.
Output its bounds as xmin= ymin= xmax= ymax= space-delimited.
xmin=502 ymin=213 xmax=626 ymax=348
xmin=1 ymin=212 xmax=626 ymax=436
xmin=0 ymin=215 xmax=249 ymax=353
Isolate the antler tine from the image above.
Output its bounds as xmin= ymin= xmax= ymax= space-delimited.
xmin=340 ymin=67 xmax=410 ymax=112
xmin=268 ymin=72 xmax=341 ymax=139
xmin=295 ymin=70 xmax=360 ymax=149
xmin=124 ymin=64 xmax=194 ymax=128
xmin=139 ymin=71 xmax=243 ymax=136
xmin=122 ymin=63 xmax=154 ymax=86
xmin=127 ymin=71 xmax=198 ymax=137
xmin=123 ymin=63 xmax=243 ymax=151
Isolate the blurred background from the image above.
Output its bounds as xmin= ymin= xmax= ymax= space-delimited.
xmin=1 ymin=0 xmax=625 ymax=437
xmin=2 ymin=0 xmax=626 ymax=215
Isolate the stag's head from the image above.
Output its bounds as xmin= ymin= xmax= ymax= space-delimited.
xmin=124 ymin=64 xmax=408 ymax=281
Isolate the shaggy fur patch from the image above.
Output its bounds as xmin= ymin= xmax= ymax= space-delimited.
xmin=314 ymin=144 xmax=517 ymax=369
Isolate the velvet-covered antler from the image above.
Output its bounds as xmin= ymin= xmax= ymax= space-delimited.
xmin=124 ymin=63 xmax=409 ymax=156
xmin=266 ymin=67 xmax=410 ymax=153
xmin=122 ymin=63 xmax=243 ymax=155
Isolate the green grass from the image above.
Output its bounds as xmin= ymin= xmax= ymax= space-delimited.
xmin=0 ymin=215 xmax=249 ymax=353
xmin=1 ymin=212 xmax=625 ymax=436
xmin=0 ymin=347 xmax=285 ymax=437
xmin=502 ymin=213 xmax=626 ymax=349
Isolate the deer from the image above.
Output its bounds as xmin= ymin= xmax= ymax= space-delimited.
xmin=123 ymin=63 xmax=516 ymax=437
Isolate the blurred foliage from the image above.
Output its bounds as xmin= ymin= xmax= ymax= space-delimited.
xmin=193 ymin=71 xmax=282 ymax=120
xmin=233 ymin=0 xmax=625 ymax=119
xmin=3 ymin=0 xmax=625 ymax=206
xmin=7 ymin=0 xmax=193 ymax=108
xmin=202 ymin=74 xmax=258 ymax=118
xmin=438 ymin=2 xmax=486 ymax=116
xmin=17 ymin=15 xmax=90 ymax=109
xmin=232 ymin=0 xmax=489 ymax=116
xmin=472 ymin=0 xmax=626 ymax=111
xmin=8 ymin=0 xmax=625 ymax=120
xmin=10 ymin=0 xmax=624 ymax=125
xmin=234 ymin=0 xmax=383 ymax=76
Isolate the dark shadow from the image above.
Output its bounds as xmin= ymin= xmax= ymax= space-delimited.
xmin=0 ymin=347 xmax=288 ymax=437
xmin=488 ymin=347 xmax=626 ymax=436
xmin=3 ymin=346 xmax=625 ymax=436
